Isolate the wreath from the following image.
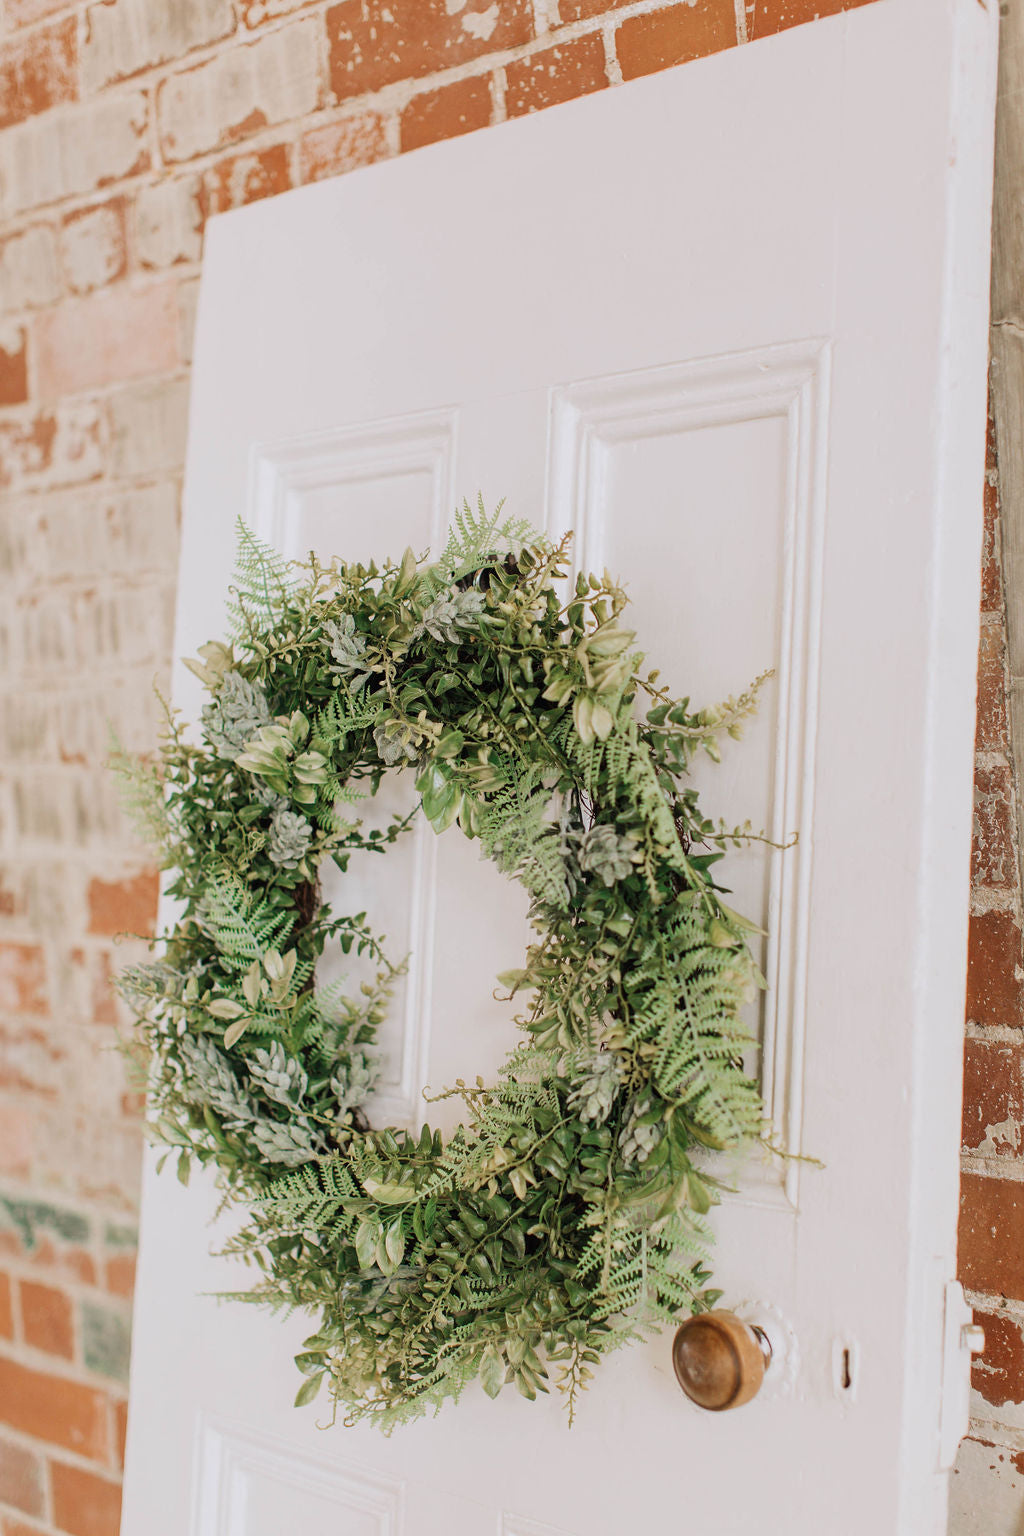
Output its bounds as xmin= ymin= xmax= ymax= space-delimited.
xmin=116 ymin=502 xmax=766 ymax=1431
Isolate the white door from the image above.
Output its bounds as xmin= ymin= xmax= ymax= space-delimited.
xmin=121 ymin=3 xmax=997 ymax=1532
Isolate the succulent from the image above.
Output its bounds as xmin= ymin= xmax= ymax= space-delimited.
xmin=247 ymin=1041 xmax=308 ymax=1107
xmin=331 ymin=1048 xmax=380 ymax=1120
xmin=568 ymin=1052 xmax=622 ymax=1125
xmin=324 ymin=614 xmax=372 ymax=690
xmin=177 ymin=1033 xmax=253 ymax=1127
xmin=618 ymin=1094 xmax=665 ymax=1166
xmin=248 ymin=1116 xmax=319 ymax=1167
xmin=201 ymin=672 xmax=272 ymax=760
xmin=574 ymin=823 xmax=637 ymax=887
xmin=267 ymin=807 xmax=312 ymax=868
xmin=412 ymin=587 xmax=485 ymax=645
xmin=373 ymin=721 xmax=418 ymax=767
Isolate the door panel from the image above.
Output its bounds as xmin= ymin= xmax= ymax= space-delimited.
xmin=121 ymin=4 xmax=998 ymax=1532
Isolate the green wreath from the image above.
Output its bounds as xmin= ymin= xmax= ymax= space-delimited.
xmin=116 ymin=502 xmax=766 ymax=1431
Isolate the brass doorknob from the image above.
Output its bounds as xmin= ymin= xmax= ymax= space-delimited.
xmin=672 ymin=1311 xmax=772 ymax=1411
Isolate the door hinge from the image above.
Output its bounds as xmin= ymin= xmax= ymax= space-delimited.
xmin=938 ymin=1280 xmax=985 ymax=1470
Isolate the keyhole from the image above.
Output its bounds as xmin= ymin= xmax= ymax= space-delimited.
xmin=832 ymin=1338 xmax=858 ymax=1400
xmin=840 ymin=1349 xmax=852 ymax=1391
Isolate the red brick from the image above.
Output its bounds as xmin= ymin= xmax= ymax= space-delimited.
xmin=0 ymin=1435 xmax=44 ymax=1519
xmin=113 ymin=1398 xmax=127 ymax=1468
xmin=972 ymin=763 xmax=1017 ymax=890
xmin=199 ymin=144 xmax=293 ymax=219
xmin=0 ymin=18 xmax=77 ymax=132
xmin=50 ymin=1461 xmax=121 ymax=1536
xmin=91 ymin=952 xmax=118 ymax=1028
xmin=3 ymin=1518 xmax=49 ymax=1536
xmin=400 ymin=77 xmax=492 ymax=154
xmin=60 ymin=199 xmax=128 ymax=297
xmin=960 ymin=1172 xmax=1024 ymax=1299
xmin=506 ymin=35 xmax=608 ymax=118
xmin=0 ymin=944 xmax=48 ymax=1016
xmin=19 ymin=1279 xmax=74 ymax=1359
xmin=0 ymin=1273 xmax=12 ymax=1339
xmin=300 ymin=112 xmax=389 ymax=182
xmin=981 ymin=470 xmax=1003 ymax=611
xmin=0 ymin=1357 xmax=108 ymax=1460
xmin=615 ymin=0 xmax=738 ymax=81
xmin=104 ymin=1254 xmax=135 ymax=1300
xmin=86 ymin=871 xmax=158 ymax=938
xmin=34 ymin=280 xmax=179 ymax=400
xmin=963 ymin=1038 xmax=1024 ymax=1155
xmin=327 ymin=0 xmax=533 ymax=100
xmin=558 ymin=0 xmax=628 ymax=20
xmin=747 ymin=0 xmax=875 ymax=41
xmin=970 ymin=1307 xmax=1024 ymax=1407
xmin=966 ymin=910 xmax=1023 ymax=1027
xmin=0 ymin=329 xmax=28 ymax=409
xmin=22 ymin=1241 xmax=97 ymax=1289
xmin=976 ymin=621 xmax=1008 ymax=752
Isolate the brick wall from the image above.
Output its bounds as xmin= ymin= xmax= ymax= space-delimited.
xmin=950 ymin=417 xmax=1024 ymax=1523
xmin=0 ymin=1 xmax=946 ymax=1533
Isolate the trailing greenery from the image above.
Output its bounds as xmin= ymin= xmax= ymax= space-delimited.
xmin=115 ymin=503 xmax=766 ymax=1432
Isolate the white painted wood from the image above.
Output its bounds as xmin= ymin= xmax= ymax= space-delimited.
xmin=121 ymin=3 xmax=998 ymax=1533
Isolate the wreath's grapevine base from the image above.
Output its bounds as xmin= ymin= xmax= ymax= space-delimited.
xmin=117 ymin=504 xmax=764 ymax=1431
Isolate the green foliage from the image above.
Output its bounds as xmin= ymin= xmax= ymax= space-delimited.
xmin=115 ymin=510 xmax=768 ymax=1434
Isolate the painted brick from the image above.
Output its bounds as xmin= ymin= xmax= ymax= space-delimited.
xmin=157 ymin=20 xmax=322 ymax=164
xmin=177 ymin=275 xmax=200 ymax=363
xmin=967 ymin=910 xmax=1023 ymax=1028
xmin=973 ymin=764 xmax=1017 ymax=891
xmin=50 ymin=1460 xmax=121 ymax=1536
xmin=399 ymin=77 xmax=491 ymax=154
xmin=87 ymin=871 xmax=158 ymax=937
xmin=961 ymin=1172 xmax=1024 ymax=1300
xmin=19 ymin=1278 xmax=74 ymax=1358
xmin=6 ymin=0 xmax=72 ymax=24
xmin=615 ymin=0 xmax=738 ymax=81
xmin=82 ymin=0 xmax=236 ymax=92
xmin=2 ymin=1517 xmax=52 ymax=1536
xmin=971 ymin=1307 xmax=1024 ymax=1409
xmin=977 ymin=621 xmax=1009 ymax=753
xmin=107 ymin=376 xmax=189 ymax=479
xmin=81 ymin=1300 xmax=130 ymax=1382
xmin=0 ymin=1020 xmax=63 ymax=1096
xmin=0 ymin=1434 xmax=44 ymax=1518
xmin=0 ymin=327 xmax=29 ymax=408
xmin=135 ymin=177 xmax=203 ymax=268
xmin=60 ymin=198 xmax=128 ymax=296
xmin=0 ymin=1357 xmax=109 ymax=1459
xmin=0 ymin=225 xmax=61 ymax=314
xmin=0 ymin=18 xmax=78 ymax=132
xmin=0 ymin=94 xmax=149 ymax=219
xmin=0 ymin=1272 xmax=12 ymax=1339
xmin=0 ymin=1195 xmax=90 ymax=1254
xmin=299 ymin=112 xmax=390 ymax=182
xmin=199 ymin=143 xmax=292 ymax=218
xmin=506 ymin=35 xmax=607 ymax=116
xmin=0 ymin=404 xmax=106 ymax=493
xmin=22 ymin=482 xmax=180 ymax=582
xmin=326 ymin=0 xmax=533 ymax=100
xmin=34 ymin=279 xmax=179 ymax=399
xmin=0 ymin=944 xmax=48 ymax=1016
xmin=243 ymin=0 xmax=318 ymax=22
xmin=951 ymin=1438 xmax=1024 ymax=1531
xmin=747 ymin=0 xmax=875 ymax=40
xmin=0 ymin=1104 xmax=33 ymax=1178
